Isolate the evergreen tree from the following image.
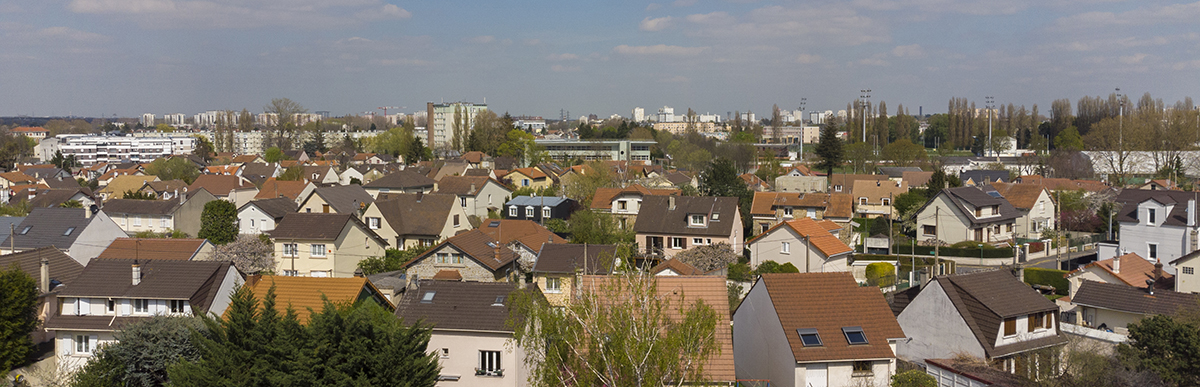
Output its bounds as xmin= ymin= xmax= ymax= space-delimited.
xmin=0 ymin=265 xmax=38 ymax=374
xmin=197 ymin=200 xmax=238 ymax=245
xmin=814 ymin=122 xmax=844 ymax=179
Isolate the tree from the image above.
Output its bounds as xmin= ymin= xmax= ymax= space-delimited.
xmin=146 ymin=157 xmax=201 ymax=184
xmin=1117 ymin=315 xmax=1200 ymax=386
xmin=865 ymin=262 xmax=895 ymax=287
xmin=123 ymin=190 xmax=158 ymax=200
xmin=357 ymin=245 xmax=434 ymax=276
xmin=814 ymin=122 xmax=844 ymax=178
xmin=881 ymin=139 xmax=927 ymax=168
xmin=277 ymin=166 xmax=305 ymax=181
xmin=193 ymin=135 xmax=215 ymax=163
xmin=770 ymin=104 xmax=782 ymax=142
xmin=197 ymin=200 xmax=237 ymax=245
xmin=845 ymin=142 xmax=875 ymax=174
xmin=206 ymin=235 xmax=276 ymax=274
xmin=672 ymin=243 xmax=739 ymax=273
xmin=560 ymin=162 xmax=615 ymax=207
xmin=0 ymin=264 xmax=38 ymax=374
xmin=50 ymin=150 xmax=77 ymax=170
xmin=753 ymin=260 xmax=799 ymax=275
xmin=264 ymin=98 xmax=307 ymax=149
xmin=1054 ymin=126 xmax=1085 ymax=151
xmin=72 ymin=316 xmax=209 ymax=387
xmin=59 ymin=200 xmax=82 ymax=208
xmin=508 ymin=272 xmax=721 ymax=386
xmin=566 ymin=210 xmax=634 ymax=245
xmin=699 ymin=158 xmax=748 ymax=198
xmin=264 ymin=147 xmax=286 ymax=163
xmin=891 ymin=369 xmax=936 ymax=387
xmin=496 ymin=129 xmax=546 ymax=167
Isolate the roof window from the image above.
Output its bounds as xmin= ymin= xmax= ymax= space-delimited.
xmin=19 ymin=226 xmax=31 ymax=235
xmin=842 ymin=326 xmax=868 ymax=345
xmin=489 ymin=221 xmax=500 ymax=228
xmin=797 ymin=328 xmax=822 ymax=347
xmin=421 ymin=291 xmax=436 ymax=304
xmin=63 ymin=227 xmax=76 ymax=236
xmin=493 ymin=296 xmax=505 ymax=306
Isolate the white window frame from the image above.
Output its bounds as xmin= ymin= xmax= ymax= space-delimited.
xmin=689 ymin=214 xmax=704 ymax=226
xmin=133 ymin=299 xmax=149 ymax=314
xmin=807 ymin=208 xmax=816 ymax=219
xmin=460 ymin=197 xmax=467 ymax=207
xmin=311 ymin=244 xmax=326 ymax=257
xmin=783 ymin=207 xmax=793 ymax=217
xmin=133 ymin=216 xmax=141 ymax=226
xmin=282 ymin=270 xmax=299 ymax=276
xmin=1148 ymin=243 xmax=1159 ymax=260
xmin=525 ymin=206 xmax=534 ymax=218
xmin=479 ymin=350 xmax=502 ymax=374
xmin=169 ymin=300 xmax=186 ymax=314
xmin=671 ymin=237 xmax=685 ymax=249
xmin=508 ymin=206 xmax=517 ymax=217
xmin=75 ymin=335 xmax=93 ymax=354
xmin=367 ymin=217 xmax=380 ymax=230
xmin=882 ymin=198 xmax=891 ymax=206
xmin=283 ymin=243 xmax=298 ymax=257
xmin=545 ymin=277 xmax=562 ymax=293
xmin=542 ymin=207 xmax=551 ymax=218
xmin=693 ymin=237 xmax=704 ymax=245
xmin=1148 ymin=208 xmax=1157 ymax=225
xmin=782 ymin=242 xmax=791 ymax=254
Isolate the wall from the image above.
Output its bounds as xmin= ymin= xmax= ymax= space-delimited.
xmin=534 ymin=273 xmax=573 ymax=306
xmin=992 ymin=312 xmax=1059 ymax=348
xmin=747 ymin=226 xmax=847 ymax=273
xmin=175 ymin=190 xmax=217 ymax=238
xmin=1120 ymin=213 xmax=1189 ymax=273
xmin=238 ymin=205 xmax=276 ymax=234
xmin=405 ymin=244 xmax=507 ymax=282
xmin=428 ymin=330 xmax=524 ymax=387
xmin=72 ymin=211 xmax=128 ymax=265
xmin=273 ymin=222 xmax=385 ymax=277
xmin=896 ymin=280 xmax=986 ymax=363
xmin=732 ymin=278 xmax=797 ymax=386
xmin=299 ymin=192 xmax=333 ymax=214
xmin=1080 ymin=306 xmax=1144 ymax=333
xmin=1178 ymin=259 xmax=1200 ymax=294
xmin=1067 ymin=270 xmax=1123 ymax=299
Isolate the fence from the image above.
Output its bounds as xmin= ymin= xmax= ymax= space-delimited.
xmin=880 ymin=244 xmax=1015 ymax=258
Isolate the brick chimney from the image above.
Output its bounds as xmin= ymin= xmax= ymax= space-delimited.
xmin=40 ymin=256 xmax=50 ymax=294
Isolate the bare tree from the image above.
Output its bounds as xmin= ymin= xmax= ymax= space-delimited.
xmin=672 ymin=243 xmax=739 ymax=272
xmin=771 ymin=104 xmax=782 ymax=143
xmin=204 ymin=235 xmax=275 ymax=274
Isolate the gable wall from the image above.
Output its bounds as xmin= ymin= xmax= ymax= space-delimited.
xmin=896 ymin=280 xmax=986 ymax=363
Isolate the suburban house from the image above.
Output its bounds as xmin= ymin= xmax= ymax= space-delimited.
xmin=749 ymin=192 xmax=854 ymax=235
xmin=402 ymin=229 xmax=520 ymax=283
xmin=297 ymin=185 xmax=374 ymax=217
xmin=44 ymin=259 xmax=241 ymax=369
xmin=503 ymin=196 xmax=576 ymax=222
xmin=590 ymin=184 xmax=680 ymax=229
xmin=364 ymin=170 xmax=437 ymax=198
xmin=244 ymin=275 xmax=393 ymax=323
xmin=1170 ymin=249 xmax=1200 ymax=293
xmin=189 ymin=174 xmax=258 ymax=208
xmin=635 ymin=196 xmax=743 ymax=259
xmin=739 ymin=173 xmax=772 ymax=192
xmin=95 ymin=238 xmax=215 ymax=261
xmin=268 ymin=213 xmax=389 ymax=278
xmin=138 ymin=179 xmax=189 ymax=201
xmin=0 ymin=171 xmax=37 ymax=189
xmin=733 ymin=272 xmax=905 ymax=387
xmin=339 ymin=165 xmax=386 ymax=185
xmin=924 ymin=358 xmax=1030 ymax=387
xmin=96 ymin=175 xmax=158 ymax=202
xmin=1070 ymin=280 xmax=1200 ymax=336
xmin=986 ymin=182 xmax=1056 ymax=239
xmin=394 ymin=280 xmax=529 ymax=385
xmin=902 ymin=171 xmax=933 ymax=188
xmin=959 ymin=170 xmax=1010 ymax=186
xmin=237 ymin=198 xmax=297 ymax=235
xmin=503 ymin=167 xmax=551 ymax=189
xmin=0 ymin=247 xmax=85 ymax=344
xmin=852 ymin=180 xmax=908 ymax=219
xmin=303 ymin=166 xmax=341 ymax=185
xmin=434 ymin=175 xmax=511 ymax=220
xmin=0 ymin=207 xmax=127 ymax=265
xmin=829 ymin=174 xmax=889 ymax=196
xmin=896 ymin=269 xmax=1067 ymax=376
xmin=530 ymin=243 xmax=618 ymax=306
xmin=99 ymin=188 xmax=218 ymax=237
xmin=746 ymin=218 xmax=852 ymax=273
xmin=1113 ymin=189 xmax=1200 ymax=270
xmin=241 ymin=163 xmax=280 ymax=185
xmin=29 ymin=188 xmax=95 ymax=209
xmin=362 ymin=192 xmax=469 ymax=249
xmin=1064 ymin=252 xmax=1171 ymax=300
xmin=254 ymin=178 xmax=316 ymax=204
xmin=204 ymin=164 xmax=242 ymax=176
xmin=476 ymin=219 xmax=567 ymax=270
xmin=912 ymin=187 xmax=1021 ymax=245
xmin=579 ymin=275 xmax=736 ymax=384
xmin=460 ymin=151 xmax=493 ymax=169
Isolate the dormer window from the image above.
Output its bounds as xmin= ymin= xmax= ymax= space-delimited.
xmin=1148 ymin=208 xmax=1157 ymax=224
xmin=690 ymin=214 xmax=705 ymax=226
xmin=783 ymin=207 xmax=793 ymax=217
xmin=797 ymin=328 xmax=822 ymax=347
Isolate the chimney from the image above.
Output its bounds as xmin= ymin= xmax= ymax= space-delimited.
xmin=40 ymin=256 xmax=49 ymax=294
xmin=470 ymin=183 xmax=476 ymax=194
xmin=1154 ymin=262 xmax=1164 ymax=284
xmin=132 ymin=260 xmax=142 ymax=286
xmin=1113 ymin=255 xmax=1121 ymax=274
xmin=1189 ymin=199 xmax=1196 ymax=227
xmin=669 ymin=196 xmax=676 ymax=210
xmin=433 ymin=183 xmax=439 ymax=192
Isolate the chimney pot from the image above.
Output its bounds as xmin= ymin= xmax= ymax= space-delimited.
xmin=669 ymin=196 xmax=676 ymax=210
xmin=1113 ymin=255 xmax=1121 ymax=274
xmin=132 ymin=261 xmax=142 ymax=286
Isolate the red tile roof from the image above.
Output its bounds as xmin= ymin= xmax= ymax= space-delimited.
xmin=748 ymin=217 xmax=853 ymax=257
xmin=96 ymin=238 xmax=208 ymax=261
xmin=1066 ymin=252 xmax=1172 ymax=289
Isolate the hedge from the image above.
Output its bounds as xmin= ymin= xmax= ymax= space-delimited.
xmin=1024 ymin=267 xmax=1069 ymax=296
xmin=853 ymin=254 xmax=956 ymax=273
xmin=885 ymin=244 xmax=1015 ymax=258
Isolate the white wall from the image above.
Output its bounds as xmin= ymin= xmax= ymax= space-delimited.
xmin=733 ymin=278 xmax=797 ymax=386
xmin=896 ymin=281 xmax=985 ymax=363
xmin=238 ymin=205 xmax=276 ymax=235
xmin=428 ymin=331 xmax=524 ymax=387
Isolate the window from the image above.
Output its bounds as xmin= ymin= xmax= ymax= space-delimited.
xmin=479 ymin=350 xmax=502 ymax=375
xmin=797 ymin=328 xmax=822 ymax=347
xmin=1148 ymin=208 xmax=1157 ymax=224
xmin=784 ymin=207 xmax=793 ymax=217
xmin=133 ymin=216 xmax=141 ymax=226
xmin=75 ymin=335 xmax=92 ymax=354
xmin=283 ymin=243 xmax=298 ymax=257
xmin=488 ymin=194 xmax=492 ymax=206
xmin=693 ymin=238 xmax=704 ymax=245
xmin=311 ymin=244 xmax=326 ymax=257
xmin=249 ymin=219 xmax=255 ymax=228
xmin=546 ymin=277 xmax=562 ymax=293
xmin=521 ymin=179 xmax=530 ymax=186
xmin=882 ymin=198 xmax=891 ymax=206
xmin=440 ymin=348 xmax=450 ymax=358
xmin=618 ymin=200 xmax=628 ymax=210
xmin=975 ymin=208 xmax=982 ymax=217
xmin=310 ymin=270 xmax=329 ymax=277
xmin=421 ymin=291 xmax=436 ymax=303
xmin=712 ymin=213 xmax=719 ymax=220
xmin=1004 ymin=318 xmax=1017 ymax=336
xmin=992 ymin=205 xmax=998 ymax=215
xmin=134 ymin=299 xmax=149 ymax=314
xmin=781 ymin=242 xmax=791 ymax=254
xmin=283 ymin=270 xmax=298 ymax=276
xmin=508 ymin=206 xmax=517 ymax=217
xmin=859 ymin=197 xmax=867 ymax=205
xmin=525 ymin=206 xmax=534 ymax=217
xmin=834 ymin=185 xmax=843 ymax=192
xmin=1185 ymin=267 xmax=1195 ymax=275
xmin=923 ymin=225 xmax=936 ymax=236
xmin=19 ymin=226 xmax=30 ymax=235
xmin=436 ymin=253 xmax=450 ymax=264
xmin=761 ymin=223 xmax=770 ymax=233
xmin=852 ymin=361 xmax=873 ymax=377
xmin=1007 ymin=224 xmax=1013 ymax=232
xmin=169 ymin=300 xmax=186 ymax=314
xmin=807 ymin=208 xmax=816 ymax=218
xmin=453 ymin=215 xmax=460 ymax=227
xmin=842 ymin=326 xmax=868 ymax=345
xmin=460 ymin=197 xmax=467 ymax=207
xmin=671 ymin=237 xmax=685 ymax=249
xmin=367 ymin=217 xmax=381 ymax=229
xmin=107 ymin=300 xmax=115 ymax=313
xmin=690 ymin=214 xmax=704 ymax=226
xmin=1149 ymin=243 xmax=1158 ymax=260
xmin=1029 ymin=312 xmax=1045 ymax=331
xmin=542 ymin=207 xmax=551 ymax=218
xmin=63 ymin=227 xmax=75 ymax=236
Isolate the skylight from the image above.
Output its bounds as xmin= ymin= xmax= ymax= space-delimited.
xmin=421 ymin=291 xmax=436 ymax=303
xmin=492 ymin=296 xmax=505 ymax=306
xmin=489 ymin=221 xmax=500 ymax=227
xmin=63 ymin=227 xmax=76 ymax=236
xmin=797 ymin=328 xmax=822 ymax=347
xmin=19 ymin=226 xmax=31 ymax=235
xmin=842 ymin=326 xmax=868 ymax=345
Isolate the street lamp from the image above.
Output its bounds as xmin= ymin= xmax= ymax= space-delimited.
xmin=985 ymin=96 xmax=995 ymax=158
xmin=978 ymin=243 xmax=984 ymax=265
xmin=860 ymin=89 xmax=871 ymax=143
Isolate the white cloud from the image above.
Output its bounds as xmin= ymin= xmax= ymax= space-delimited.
xmin=1119 ymin=53 xmax=1148 ymax=64
xmin=546 ymin=53 xmax=580 ymax=61
xmin=66 ymin=0 xmax=411 ymax=29
xmin=685 ymin=11 xmax=733 ymax=24
xmin=466 ymin=35 xmax=496 ymax=44
xmin=550 ymin=64 xmax=581 ymax=72
xmin=681 ymin=5 xmax=889 ymax=46
xmin=639 ymin=16 xmax=674 ymax=32
xmin=891 ymin=44 xmax=924 ymax=58
xmin=357 ymin=4 xmax=411 ymax=21
xmin=795 ymin=54 xmax=821 ymax=64
xmin=612 ymin=44 xmax=709 ymax=56
xmin=645 ymin=3 xmax=663 ymax=11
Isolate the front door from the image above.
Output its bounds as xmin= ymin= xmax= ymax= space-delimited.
xmin=805 ymin=363 xmax=827 ymax=387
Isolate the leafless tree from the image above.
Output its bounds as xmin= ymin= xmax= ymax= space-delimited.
xmin=672 ymin=243 xmax=739 ymax=273
xmin=205 ymin=235 xmax=275 ymax=274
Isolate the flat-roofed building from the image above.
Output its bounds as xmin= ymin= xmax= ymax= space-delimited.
xmin=535 ymin=139 xmax=655 ymax=164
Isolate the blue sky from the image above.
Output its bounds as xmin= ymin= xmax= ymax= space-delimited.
xmin=1 ymin=0 xmax=1198 ymax=119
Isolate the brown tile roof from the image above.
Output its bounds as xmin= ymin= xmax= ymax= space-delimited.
xmin=750 ymin=191 xmax=838 ymax=216
xmin=57 ymin=259 xmax=237 ymax=314
xmin=747 ymin=217 xmax=853 ymax=257
xmin=1066 ymin=253 xmax=1172 ymax=289
xmin=363 ymin=170 xmax=436 ymax=190
xmin=755 ymin=272 xmax=905 ymax=363
xmin=434 ymin=175 xmax=500 ymax=196
xmin=0 ymin=247 xmax=84 ymax=292
xmin=244 ymin=275 xmax=392 ymax=323
xmin=1016 ymin=175 xmax=1109 ymax=193
xmin=144 ymin=179 xmax=189 ymax=194
xmin=634 ymin=196 xmax=740 ymax=237
xmin=649 ymin=258 xmax=703 ymax=275
xmin=28 ymin=189 xmax=91 ymax=208
xmin=371 ymin=193 xmax=455 ymax=236
xmin=12 ymin=126 xmax=48 ymax=133
xmin=100 ymin=175 xmax=158 ymax=196
xmin=189 ymin=175 xmax=254 ymax=197
xmin=935 ymin=269 xmax=1066 ymax=358
xmin=1072 ymin=280 xmax=1200 ymax=316
xmin=988 ymin=182 xmax=1046 ymax=210
xmin=739 ymin=173 xmax=771 ymax=190
xmin=507 ymin=167 xmax=548 ymax=180
xmin=406 ymin=229 xmax=519 ymax=272
xmin=254 ymin=178 xmax=308 ymax=201
xmin=95 ymin=238 xmax=209 ymax=261
xmin=532 ymin=244 xmax=618 ymax=274
xmin=852 ymin=180 xmax=908 ymax=204
xmin=830 ymin=174 xmax=889 ymax=194
xmin=269 ymin=213 xmax=385 ymax=245
xmin=394 ymin=280 xmax=521 ymax=332
xmin=477 ymin=219 xmax=566 ymax=252
xmin=460 ymin=151 xmax=489 ymax=164
xmin=579 ymin=275 xmax=735 ymax=382
xmin=43 ymin=315 xmax=150 ymax=332
xmin=590 ymin=184 xmax=680 ymax=210
xmin=0 ymin=171 xmax=36 ymax=184
xmin=205 ymin=165 xmax=241 ymax=175
xmin=432 ymin=269 xmax=463 ymax=281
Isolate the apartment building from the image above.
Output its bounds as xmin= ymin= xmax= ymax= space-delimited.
xmin=535 ymin=139 xmax=655 ymax=164
xmin=426 ymin=101 xmax=488 ymax=149
xmin=51 ymin=135 xmax=197 ymax=166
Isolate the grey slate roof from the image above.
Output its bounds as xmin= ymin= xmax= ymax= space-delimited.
xmin=935 ymin=269 xmax=1066 ymax=358
xmin=959 ymin=170 xmax=1010 ymax=185
xmin=99 ymin=198 xmax=182 ymax=215
xmin=240 ymin=198 xmax=297 ymax=220
xmin=0 ymin=216 xmax=26 ymax=242
xmin=877 ymin=166 xmax=923 ymax=178
xmin=936 ymin=187 xmax=1023 ymax=226
xmin=309 ymin=185 xmax=374 ymax=214
xmin=364 ymin=170 xmax=436 ymax=190
xmin=0 ymin=247 xmax=84 ymax=292
xmin=55 ymin=259 xmax=237 ymax=314
xmin=532 ymin=244 xmax=618 ymax=275
xmin=393 ymin=279 xmax=521 ymax=332
xmin=1 ymin=208 xmax=92 ymax=250
xmin=505 ymin=196 xmax=571 ymax=207
xmin=1072 ymin=280 xmax=1200 ymax=316
xmin=269 ymin=213 xmax=387 ymax=246
xmin=633 ymin=196 xmax=739 ymax=237
xmin=1115 ymin=189 xmax=1199 ymax=227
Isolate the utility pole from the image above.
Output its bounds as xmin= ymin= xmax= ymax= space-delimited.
xmin=934 ymin=206 xmax=940 ymax=276
xmin=1116 ymin=87 xmax=1124 ymax=186
xmin=860 ymin=89 xmax=871 ymax=144
xmin=985 ymin=96 xmax=995 ymax=160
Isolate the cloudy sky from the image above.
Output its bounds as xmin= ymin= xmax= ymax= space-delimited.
xmin=1 ymin=0 xmax=1197 ymax=119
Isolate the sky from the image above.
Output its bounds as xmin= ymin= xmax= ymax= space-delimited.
xmin=1 ymin=0 xmax=1198 ymax=119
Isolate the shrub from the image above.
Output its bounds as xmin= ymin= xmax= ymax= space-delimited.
xmin=891 ymin=369 xmax=936 ymax=387
xmin=866 ymin=262 xmax=896 ymax=287
xmin=1024 ymin=267 xmax=1069 ymax=296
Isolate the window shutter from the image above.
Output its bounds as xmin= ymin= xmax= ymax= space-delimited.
xmin=120 ymin=299 xmax=131 ymax=316
xmin=90 ymin=335 xmax=99 ymax=351
xmin=63 ymin=298 xmax=76 ymax=315
xmin=79 ymin=298 xmax=90 ymax=316
xmin=1028 ymin=315 xmax=1035 ymax=332
xmin=61 ymin=336 xmax=72 ymax=356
